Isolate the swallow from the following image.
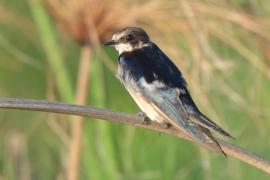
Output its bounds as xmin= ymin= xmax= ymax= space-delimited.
xmin=104 ymin=27 xmax=233 ymax=155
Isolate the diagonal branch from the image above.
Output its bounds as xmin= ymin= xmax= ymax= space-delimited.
xmin=0 ymin=98 xmax=269 ymax=174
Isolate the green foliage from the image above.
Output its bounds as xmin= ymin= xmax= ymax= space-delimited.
xmin=0 ymin=0 xmax=270 ymax=180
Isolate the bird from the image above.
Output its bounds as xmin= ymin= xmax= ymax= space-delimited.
xmin=104 ymin=27 xmax=233 ymax=156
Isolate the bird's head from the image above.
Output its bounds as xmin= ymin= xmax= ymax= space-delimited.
xmin=104 ymin=27 xmax=150 ymax=54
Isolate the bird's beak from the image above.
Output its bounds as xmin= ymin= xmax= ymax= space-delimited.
xmin=104 ymin=39 xmax=117 ymax=46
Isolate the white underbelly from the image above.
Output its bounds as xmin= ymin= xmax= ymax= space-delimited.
xmin=126 ymin=87 xmax=165 ymax=123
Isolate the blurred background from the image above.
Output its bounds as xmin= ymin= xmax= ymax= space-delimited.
xmin=0 ymin=0 xmax=270 ymax=179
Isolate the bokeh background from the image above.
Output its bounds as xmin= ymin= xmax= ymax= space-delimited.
xmin=0 ymin=0 xmax=270 ymax=179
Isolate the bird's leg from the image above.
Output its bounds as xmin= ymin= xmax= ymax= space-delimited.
xmin=137 ymin=112 xmax=151 ymax=125
xmin=162 ymin=122 xmax=172 ymax=129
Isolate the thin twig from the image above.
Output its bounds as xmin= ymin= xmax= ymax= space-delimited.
xmin=0 ymin=98 xmax=269 ymax=174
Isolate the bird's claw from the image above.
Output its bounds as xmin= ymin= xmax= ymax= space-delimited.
xmin=137 ymin=112 xmax=151 ymax=125
xmin=163 ymin=123 xmax=172 ymax=129
xmin=137 ymin=112 xmax=146 ymax=118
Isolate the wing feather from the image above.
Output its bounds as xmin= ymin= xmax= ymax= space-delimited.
xmin=140 ymin=87 xmax=207 ymax=143
xmin=141 ymin=89 xmax=226 ymax=154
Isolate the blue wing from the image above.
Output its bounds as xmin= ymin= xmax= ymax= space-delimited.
xmin=118 ymin=43 xmax=232 ymax=154
xmin=138 ymin=84 xmax=207 ymax=142
xmin=119 ymin=43 xmax=232 ymax=137
xmin=124 ymin=78 xmax=226 ymax=155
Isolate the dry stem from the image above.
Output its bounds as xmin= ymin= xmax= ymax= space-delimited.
xmin=68 ymin=45 xmax=92 ymax=180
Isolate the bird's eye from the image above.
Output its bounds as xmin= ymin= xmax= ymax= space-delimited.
xmin=126 ymin=35 xmax=134 ymax=41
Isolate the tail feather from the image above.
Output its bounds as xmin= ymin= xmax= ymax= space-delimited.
xmin=198 ymin=125 xmax=227 ymax=156
xmin=189 ymin=112 xmax=235 ymax=139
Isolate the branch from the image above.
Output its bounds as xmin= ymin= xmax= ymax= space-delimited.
xmin=0 ymin=98 xmax=269 ymax=174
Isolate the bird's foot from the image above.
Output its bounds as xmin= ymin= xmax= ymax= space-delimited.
xmin=137 ymin=112 xmax=146 ymax=118
xmin=137 ymin=112 xmax=151 ymax=125
xmin=162 ymin=123 xmax=172 ymax=129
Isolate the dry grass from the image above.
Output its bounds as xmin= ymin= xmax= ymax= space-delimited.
xmin=45 ymin=0 xmax=179 ymax=44
xmin=1 ymin=0 xmax=269 ymax=179
xmin=43 ymin=0 xmax=270 ymax=178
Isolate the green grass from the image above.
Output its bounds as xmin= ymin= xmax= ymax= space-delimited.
xmin=0 ymin=0 xmax=270 ymax=180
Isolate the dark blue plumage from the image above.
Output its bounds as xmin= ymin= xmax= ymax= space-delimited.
xmin=118 ymin=42 xmax=232 ymax=138
xmin=118 ymin=43 xmax=186 ymax=88
xmin=104 ymin=27 xmax=233 ymax=155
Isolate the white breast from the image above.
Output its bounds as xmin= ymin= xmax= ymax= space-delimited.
xmin=123 ymin=77 xmax=167 ymax=123
xmin=126 ymin=86 xmax=165 ymax=123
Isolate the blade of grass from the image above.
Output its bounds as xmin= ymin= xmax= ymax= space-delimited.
xmin=89 ymin=55 xmax=119 ymax=179
xmin=0 ymin=33 xmax=42 ymax=69
xmin=28 ymin=0 xmax=73 ymax=102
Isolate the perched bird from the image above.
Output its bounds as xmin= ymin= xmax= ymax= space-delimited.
xmin=104 ymin=27 xmax=233 ymax=155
